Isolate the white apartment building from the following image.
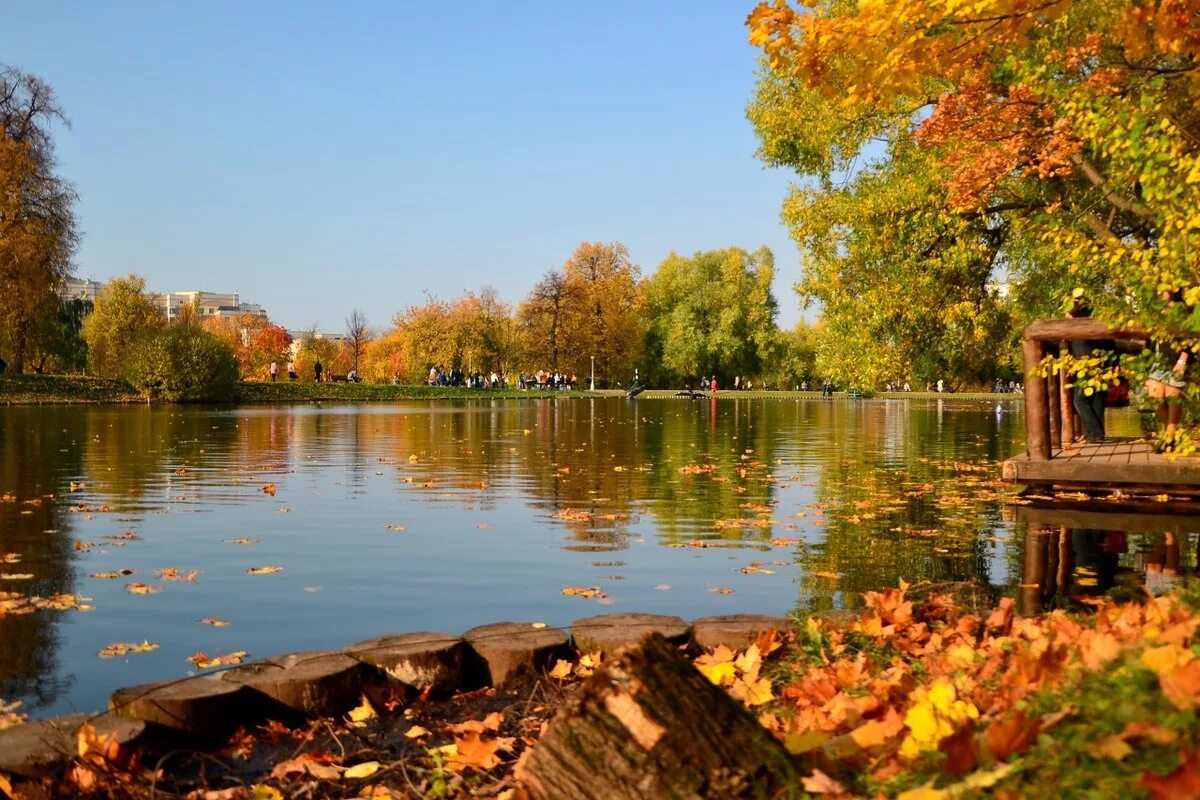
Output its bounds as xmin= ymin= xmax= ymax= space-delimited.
xmin=60 ymin=277 xmax=102 ymax=303
xmin=155 ymin=291 xmax=268 ymax=322
xmin=286 ymin=330 xmax=347 ymax=358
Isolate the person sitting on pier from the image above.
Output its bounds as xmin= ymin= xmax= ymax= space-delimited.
xmin=1066 ymin=297 xmax=1114 ymax=444
xmin=1146 ymin=290 xmax=1190 ymax=453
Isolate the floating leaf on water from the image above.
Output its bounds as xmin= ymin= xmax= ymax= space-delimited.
xmin=186 ymin=650 xmax=247 ymax=669
xmin=261 ymin=484 xmax=277 ymax=496
xmin=155 ymin=567 xmax=199 ymax=582
xmin=90 ymin=569 xmax=135 ymax=579
xmin=98 ymin=640 xmax=158 ymax=659
xmin=561 ymin=586 xmax=608 ymax=600
xmin=246 ymin=566 xmax=283 ymax=575
xmin=198 ymin=617 xmax=230 ymax=627
xmin=223 ymin=537 xmax=259 ymax=545
xmin=125 ymin=583 xmax=161 ymax=595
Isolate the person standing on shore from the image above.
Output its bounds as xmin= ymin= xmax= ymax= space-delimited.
xmin=269 ymin=361 xmax=278 ymax=382
xmin=287 ymin=361 xmax=297 ymax=381
xmin=314 ymin=360 xmax=323 ymax=383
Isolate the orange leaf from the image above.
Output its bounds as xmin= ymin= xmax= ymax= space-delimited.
xmin=1160 ymin=660 xmax=1200 ymax=711
xmin=985 ymin=711 xmax=1040 ymax=760
xmin=1141 ymin=749 xmax=1200 ymax=800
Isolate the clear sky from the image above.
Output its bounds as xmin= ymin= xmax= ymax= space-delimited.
xmin=2 ymin=1 xmax=801 ymax=332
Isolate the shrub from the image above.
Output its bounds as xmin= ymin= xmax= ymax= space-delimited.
xmin=124 ymin=326 xmax=238 ymax=401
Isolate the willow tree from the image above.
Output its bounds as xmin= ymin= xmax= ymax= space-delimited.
xmin=0 ymin=66 xmax=79 ymax=372
xmin=642 ymin=247 xmax=779 ymax=386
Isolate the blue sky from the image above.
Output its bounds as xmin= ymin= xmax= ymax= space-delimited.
xmin=3 ymin=1 xmax=801 ymax=331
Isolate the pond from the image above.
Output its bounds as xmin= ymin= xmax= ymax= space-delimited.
xmin=0 ymin=395 xmax=1189 ymax=718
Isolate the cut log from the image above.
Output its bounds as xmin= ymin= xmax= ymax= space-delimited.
xmin=0 ymin=714 xmax=147 ymax=778
xmin=109 ymin=676 xmax=251 ymax=740
xmin=344 ymin=631 xmax=464 ymax=693
xmin=222 ymin=650 xmax=366 ymax=717
xmin=516 ymin=633 xmax=799 ymax=800
xmin=463 ymin=622 xmax=569 ymax=687
xmin=570 ymin=612 xmax=689 ymax=653
xmin=690 ymin=614 xmax=791 ymax=651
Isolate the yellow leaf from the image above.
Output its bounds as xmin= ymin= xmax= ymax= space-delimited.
xmin=897 ymin=782 xmax=947 ymax=800
xmin=1141 ymin=643 xmax=1193 ymax=676
xmin=344 ymin=761 xmax=380 ymax=779
xmin=696 ymin=660 xmax=736 ymax=686
xmin=250 ymin=786 xmax=283 ymax=800
xmin=405 ymin=725 xmax=430 ymax=739
xmin=784 ymin=729 xmax=830 ymax=755
xmin=1087 ymin=735 xmax=1133 ymax=761
xmin=548 ymin=659 xmax=572 ymax=680
xmin=346 ymin=695 xmax=377 ymax=725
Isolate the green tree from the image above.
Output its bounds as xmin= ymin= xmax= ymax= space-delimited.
xmin=29 ymin=296 xmax=90 ymax=373
xmin=764 ymin=322 xmax=819 ymax=390
xmin=82 ymin=275 xmax=165 ymax=378
xmin=642 ymin=247 xmax=779 ymax=386
xmin=124 ymin=325 xmax=238 ymax=401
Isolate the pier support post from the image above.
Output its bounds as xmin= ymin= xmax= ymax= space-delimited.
xmin=1023 ymin=338 xmax=1051 ymax=460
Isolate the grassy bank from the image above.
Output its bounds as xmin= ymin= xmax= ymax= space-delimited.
xmin=0 ymin=374 xmax=141 ymax=404
xmin=595 ymin=388 xmax=1019 ymax=401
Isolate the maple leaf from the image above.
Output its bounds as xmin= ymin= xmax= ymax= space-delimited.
xmin=985 ymin=711 xmax=1040 ymax=760
xmin=270 ymin=752 xmax=342 ymax=780
xmin=447 ymin=729 xmax=514 ymax=771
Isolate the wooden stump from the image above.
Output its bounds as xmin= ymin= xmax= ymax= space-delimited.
xmin=345 ymin=631 xmax=464 ymax=692
xmin=570 ymin=613 xmax=689 ymax=653
xmin=110 ymin=676 xmax=250 ymax=739
xmin=691 ymin=614 xmax=790 ymax=651
xmin=222 ymin=650 xmax=367 ymax=717
xmin=463 ymin=622 xmax=569 ymax=687
xmin=516 ymin=633 xmax=799 ymax=800
xmin=0 ymin=714 xmax=147 ymax=778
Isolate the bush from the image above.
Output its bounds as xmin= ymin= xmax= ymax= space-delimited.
xmin=124 ymin=326 xmax=238 ymax=401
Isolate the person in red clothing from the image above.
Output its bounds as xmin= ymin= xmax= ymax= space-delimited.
xmin=710 ymin=376 xmax=717 ymax=393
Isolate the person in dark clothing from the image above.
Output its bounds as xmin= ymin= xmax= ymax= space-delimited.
xmin=0 ymin=355 xmax=6 ymax=375
xmin=313 ymin=360 xmax=323 ymax=382
xmin=1066 ymin=298 xmax=1114 ymax=443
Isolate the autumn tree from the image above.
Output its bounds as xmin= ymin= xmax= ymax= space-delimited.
xmin=201 ymin=314 xmax=292 ymax=379
xmin=519 ymin=270 xmax=579 ymax=373
xmin=0 ymin=66 xmax=79 ymax=372
xmin=82 ymin=275 xmax=165 ymax=378
xmin=746 ymin=0 xmax=1200 ymax=403
xmin=641 ymin=247 xmax=779 ymax=386
xmin=345 ymin=309 xmax=370 ymax=373
xmin=560 ymin=242 xmax=644 ymax=385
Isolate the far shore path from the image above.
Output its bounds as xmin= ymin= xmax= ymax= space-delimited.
xmin=0 ymin=374 xmax=1023 ymax=405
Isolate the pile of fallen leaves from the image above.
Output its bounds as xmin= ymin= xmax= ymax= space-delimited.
xmin=756 ymin=582 xmax=1200 ymax=799
xmin=5 ymin=586 xmax=1200 ymax=799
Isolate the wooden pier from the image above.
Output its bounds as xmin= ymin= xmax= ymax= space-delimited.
xmin=1002 ymin=318 xmax=1200 ymax=494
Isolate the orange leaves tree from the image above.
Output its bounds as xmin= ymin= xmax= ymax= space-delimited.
xmin=746 ymin=0 xmax=1200 ymax=393
xmin=0 ymin=67 xmax=78 ymax=373
xmin=200 ymin=314 xmax=292 ymax=378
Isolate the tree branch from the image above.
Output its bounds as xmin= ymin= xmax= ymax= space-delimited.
xmin=1071 ymin=153 xmax=1156 ymax=222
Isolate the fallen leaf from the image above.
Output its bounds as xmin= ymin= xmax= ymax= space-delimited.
xmin=1141 ymin=749 xmax=1200 ymax=800
xmin=405 ymin=725 xmax=430 ymax=739
xmin=1088 ymin=734 xmax=1134 ymax=761
xmin=261 ymin=484 xmax=277 ymax=496
xmin=98 ymin=640 xmax=158 ymax=659
xmin=246 ymin=566 xmax=283 ymax=575
xmin=223 ymin=538 xmax=259 ymax=545
xmin=125 ymin=582 xmax=161 ymax=595
xmin=186 ymin=650 xmax=247 ymax=669
xmin=199 ymin=617 xmax=230 ymax=627
xmin=346 ymin=695 xmax=377 ymax=726
xmin=343 ymin=761 xmax=380 ymax=779
xmin=801 ymin=769 xmax=845 ymax=794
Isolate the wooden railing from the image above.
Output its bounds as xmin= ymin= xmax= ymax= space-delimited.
xmin=1021 ymin=318 xmax=1145 ymax=460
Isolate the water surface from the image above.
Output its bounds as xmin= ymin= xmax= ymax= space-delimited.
xmin=0 ymin=396 xmax=1159 ymax=716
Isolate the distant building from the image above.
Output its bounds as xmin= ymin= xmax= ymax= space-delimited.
xmin=60 ymin=277 xmax=102 ymax=303
xmin=154 ymin=291 xmax=268 ymax=322
xmin=286 ymin=330 xmax=346 ymax=358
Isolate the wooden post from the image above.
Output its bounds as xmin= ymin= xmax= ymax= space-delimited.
xmin=1023 ymin=338 xmax=1051 ymax=460
xmin=1059 ymin=343 xmax=1075 ymax=446
xmin=1048 ymin=368 xmax=1062 ymax=453
xmin=1019 ymin=527 xmax=1051 ymax=616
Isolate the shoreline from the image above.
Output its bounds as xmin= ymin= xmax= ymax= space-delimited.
xmin=0 ymin=374 xmax=1025 ymax=406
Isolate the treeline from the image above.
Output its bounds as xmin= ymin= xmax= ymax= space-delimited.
xmin=56 ymin=243 xmax=820 ymax=399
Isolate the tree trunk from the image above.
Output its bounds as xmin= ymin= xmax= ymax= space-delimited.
xmin=516 ymin=633 xmax=801 ymax=800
